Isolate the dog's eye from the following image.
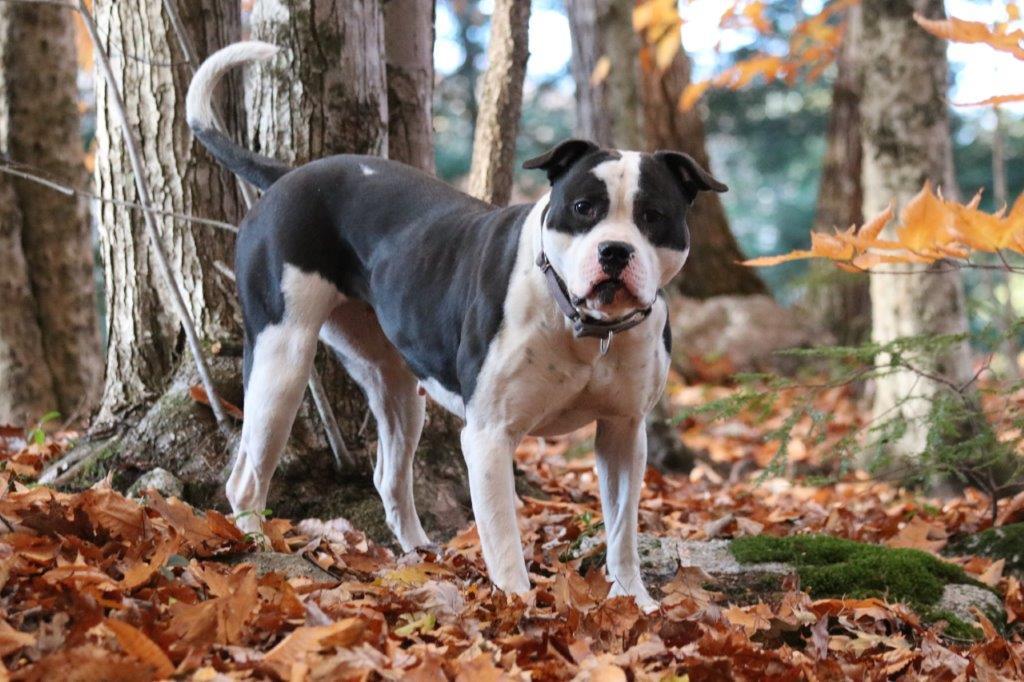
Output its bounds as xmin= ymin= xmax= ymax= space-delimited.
xmin=641 ymin=208 xmax=665 ymax=223
xmin=573 ymin=200 xmax=596 ymax=219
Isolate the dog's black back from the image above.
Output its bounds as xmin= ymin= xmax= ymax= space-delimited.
xmin=236 ymin=155 xmax=529 ymax=400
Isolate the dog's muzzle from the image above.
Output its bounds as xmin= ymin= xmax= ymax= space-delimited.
xmin=535 ymin=250 xmax=652 ymax=341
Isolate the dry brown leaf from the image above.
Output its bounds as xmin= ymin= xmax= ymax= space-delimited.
xmin=454 ymin=653 xmax=505 ymax=682
xmin=886 ymin=515 xmax=948 ymax=553
xmin=0 ymin=620 xmax=36 ymax=658
xmin=104 ymin=618 xmax=175 ymax=679
xmin=262 ymin=618 xmax=365 ymax=679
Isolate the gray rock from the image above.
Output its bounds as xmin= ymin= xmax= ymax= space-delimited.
xmin=225 ymin=551 xmax=337 ymax=582
xmin=127 ymin=467 xmax=184 ymax=499
xmin=675 ymin=539 xmax=789 ymax=575
xmin=568 ymin=534 xmax=1008 ymax=632
xmin=671 ymin=294 xmax=829 ymax=376
xmin=935 ymin=583 xmax=1005 ymax=628
xmin=577 ymin=533 xmax=789 ymax=580
xmin=637 ymin=534 xmax=685 ymax=578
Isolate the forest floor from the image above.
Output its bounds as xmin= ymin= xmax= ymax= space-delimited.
xmin=0 ymin=373 xmax=1023 ymax=680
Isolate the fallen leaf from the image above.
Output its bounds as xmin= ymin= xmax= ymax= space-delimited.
xmin=105 ymin=619 xmax=175 ymax=678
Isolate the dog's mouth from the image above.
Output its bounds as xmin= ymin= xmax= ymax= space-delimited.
xmin=590 ymin=279 xmax=626 ymax=305
xmin=576 ymin=278 xmax=643 ymax=314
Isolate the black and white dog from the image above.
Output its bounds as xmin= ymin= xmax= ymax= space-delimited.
xmin=187 ymin=42 xmax=726 ymax=611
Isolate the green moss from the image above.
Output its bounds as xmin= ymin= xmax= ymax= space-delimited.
xmin=66 ymin=443 xmax=120 ymax=489
xmin=730 ymin=535 xmax=973 ymax=607
xmin=919 ymin=608 xmax=984 ymax=642
xmin=947 ymin=524 xmax=1024 ymax=575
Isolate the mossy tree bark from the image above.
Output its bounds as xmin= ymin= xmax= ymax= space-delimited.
xmin=466 ymin=0 xmax=530 ymax=206
xmin=246 ymin=0 xmax=388 ymax=162
xmin=93 ymin=0 xmax=245 ymax=423
xmin=0 ymin=4 xmax=102 ymax=424
xmin=860 ymin=0 xmax=972 ymax=460
xmin=810 ymin=4 xmax=869 ymax=345
xmin=50 ymin=0 xmax=248 ymax=490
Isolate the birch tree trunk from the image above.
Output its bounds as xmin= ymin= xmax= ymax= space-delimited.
xmin=640 ymin=47 xmax=767 ymax=299
xmin=247 ymin=0 xmax=471 ymax=542
xmin=466 ymin=0 xmax=530 ymax=206
xmin=861 ymin=0 xmax=972 ymax=461
xmin=93 ymin=0 xmax=245 ymax=422
xmin=385 ymin=0 xmax=436 ymax=172
xmin=0 ymin=5 xmax=101 ymax=423
xmin=810 ymin=5 xmax=868 ymax=345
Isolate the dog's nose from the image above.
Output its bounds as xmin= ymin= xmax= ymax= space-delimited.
xmin=598 ymin=241 xmax=634 ymax=275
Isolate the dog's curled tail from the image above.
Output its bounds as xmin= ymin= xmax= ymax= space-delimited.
xmin=186 ymin=41 xmax=291 ymax=191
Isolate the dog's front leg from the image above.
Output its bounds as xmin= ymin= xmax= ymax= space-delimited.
xmin=461 ymin=423 xmax=531 ymax=594
xmin=595 ymin=417 xmax=658 ymax=613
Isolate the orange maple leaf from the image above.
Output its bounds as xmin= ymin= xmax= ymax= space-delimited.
xmin=895 ymin=181 xmax=956 ymax=256
xmin=914 ymin=13 xmax=1024 ymax=60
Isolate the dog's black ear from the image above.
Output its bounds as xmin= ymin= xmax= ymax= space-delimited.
xmin=523 ymin=139 xmax=599 ymax=183
xmin=654 ymin=151 xmax=728 ymax=204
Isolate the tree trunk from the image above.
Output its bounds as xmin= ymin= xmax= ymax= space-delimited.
xmin=466 ymin=0 xmax=530 ymax=206
xmin=0 ymin=173 xmax=53 ymax=425
xmin=0 ymin=5 xmax=101 ymax=424
xmin=246 ymin=0 xmax=388 ymax=163
xmin=860 ymin=0 xmax=972 ymax=460
xmin=810 ymin=4 xmax=868 ymax=345
xmin=93 ymin=0 xmax=245 ymax=422
xmin=640 ymin=47 xmax=767 ymax=299
xmin=385 ymin=0 xmax=436 ymax=173
xmin=567 ymin=0 xmax=643 ymax=150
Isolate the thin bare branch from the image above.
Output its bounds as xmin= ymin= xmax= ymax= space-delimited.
xmin=0 ymin=161 xmax=239 ymax=232
xmin=307 ymin=370 xmax=358 ymax=470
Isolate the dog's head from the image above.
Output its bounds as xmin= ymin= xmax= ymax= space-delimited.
xmin=524 ymin=139 xmax=727 ymax=320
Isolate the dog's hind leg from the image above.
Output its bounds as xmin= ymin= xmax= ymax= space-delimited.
xmin=594 ymin=417 xmax=658 ymax=613
xmin=228 ymin=268 xmax=340 ymax=536
xmin=319 ymin=300 xmax=431 ymax=551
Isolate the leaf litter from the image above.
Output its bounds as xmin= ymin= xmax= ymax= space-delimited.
xmin=0 ymin=377 xmax=1022 ymax=680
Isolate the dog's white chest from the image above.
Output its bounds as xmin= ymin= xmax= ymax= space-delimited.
xmin=469 ymin=293 xmax=670 ymax=438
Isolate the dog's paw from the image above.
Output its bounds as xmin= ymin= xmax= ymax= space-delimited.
xmin=609 ymin=579 xmax=660 ymax=614
xmin=397 ymin=542 xmax=445 ymax=565
xmin=233 ymin=510 xmax=271 ymax=548
xmin=492 ymin=572 xmax=532 ymax=596
xmin=415 ymin=542 xmax=445 ymax=557
xmin=634 ymin=593 xmax=661 ymax=614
